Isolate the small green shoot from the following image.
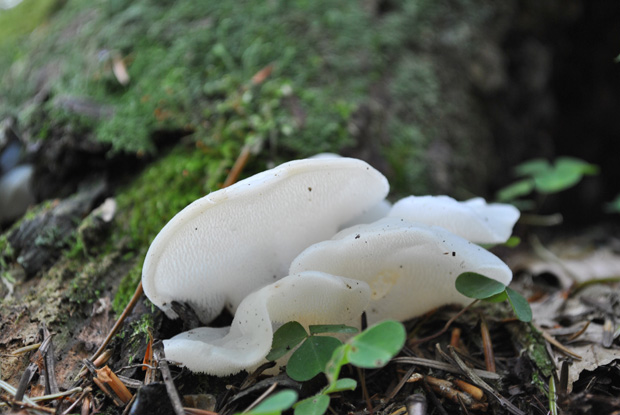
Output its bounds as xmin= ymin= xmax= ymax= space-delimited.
xmin=236 ymin=390 xmax=298 ymax=415
xmin=266 ymin=321 xmax=309 ymax=361
xmin=347 ymin=320 xmax=405 ymax=368
xmin=268 ymin=322 xmax=359 ymax=381
xmin=294 ymin=394 xmax=330 ymax=415
xmin=456 ymin=272 xmax=532 ymax=322
xmin=496 ymin=156 xmax=598 ymax=207
xmin=267 ymin=320 xmax=406 ymax=415
xmin=286 ymin=336 xmax=343 ymax=382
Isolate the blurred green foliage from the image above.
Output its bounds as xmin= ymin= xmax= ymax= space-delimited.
xmin=0 ymin=0 xmax=483 ymax=195
xmin=496 ymin=157 xmax=599 ymax=210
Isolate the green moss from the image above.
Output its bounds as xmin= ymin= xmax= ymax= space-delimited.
xmin=0 ymin=0 xmax=61 ymax=45
xmin=112 ymin=263 xmax=141 ymax=314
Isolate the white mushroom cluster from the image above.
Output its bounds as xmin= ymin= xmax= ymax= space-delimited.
xmin=141 ymin=156 xmax=520 ymax=375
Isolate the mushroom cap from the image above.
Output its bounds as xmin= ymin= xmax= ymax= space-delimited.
xmin=387 ymin=196 xmax=520 ymax=244
xmin=290 ymin=217 xmax=513 ymax=324
xmin=163 ymin=271 xmax=370 ymax=375
xmin=142 ymin=157 xmax=388 ymax=323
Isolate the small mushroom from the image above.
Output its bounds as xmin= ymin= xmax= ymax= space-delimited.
xmin=387 ymin=195 xmax=520 ymax=244
xmin=162 ymin=271 xmax=370 ymax=375
xmin=142 ymin=157 xmax=388 ymax=323
xmin=290 ymin=217 xmax=513 ymax=325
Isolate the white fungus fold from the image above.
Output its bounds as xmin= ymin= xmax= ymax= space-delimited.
xmin=142 ymin=156 xmax=520 ymax=376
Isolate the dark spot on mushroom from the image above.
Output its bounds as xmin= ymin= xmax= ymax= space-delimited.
xmin=355 ymin=234 xmax=360 ymax=239
xmin=195 ymin=227 xmax=198 ymax=231
xmin=308 ymin=187 xmax=312 ymax=192
xmin=452 ymin=251 xmax=456 ymax=257
xmin=399 ymin=265 xmax=403 ymax=269
xmin=346 ymin=284 xmax=352 ymax=289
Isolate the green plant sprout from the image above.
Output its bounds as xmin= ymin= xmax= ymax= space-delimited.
xmin=235 ymin=389 xmax=299 ymax=415
xmin=455 ymin=272 xmax=532 ymax=322
xmin=267 ymin=322 xmax=360 ymax=382
xmin=496 ymin=156 xmax=598 ymax=209
xmin=259 ymin=320 xmax=406 ymax=415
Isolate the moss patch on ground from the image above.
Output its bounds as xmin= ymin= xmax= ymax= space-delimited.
xmin=0 ymin=0 xmax=504 ymax=196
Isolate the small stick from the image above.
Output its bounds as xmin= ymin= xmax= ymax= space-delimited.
xmin=449 ymin=328 xmax=461 ymax=349
xmin=535 ymin=325 xmax=582 ymax=360
xmin=222 ymin=144 xmax=252 ymax=188
xmin=153 ymin=343 xmax=185 ymax=415
xmin=480 ymin=317 xmax=496 ymax=373
xmin=453 ymin=379 xmax=484 ymax=401
xmin=357 ymin=366 xmax=373 ymax=414
xmin=566 ymin=321 xmax=590 ymax=342
xmin=0 ymin=394 xmax=56 ymax=414
xmin=241 ymin=382 xmax=278 ymax=413
xmin=391 ymin=357 xmax=500 ymax=380
xmin=385 ymin=366 xmax=416 ymax=401
xmin=447 ymin=346 xmax=526 ymax=415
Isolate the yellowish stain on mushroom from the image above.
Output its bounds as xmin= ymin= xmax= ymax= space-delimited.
xmin=369 ymin=270 xmax=401 ymax=300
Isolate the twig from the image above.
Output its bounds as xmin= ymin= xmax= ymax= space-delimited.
xmin=60 ymin=387 xmax=92 ymax=415
xmin=222 ymin=144 xmax=252 ymax=188
xmin=41 ymin=325 xmax=59 ymax=396
xmin=356 ymin=366 xmax=373 ymax=414
xmin=566 ymin=320 xmax=591 ymax=342
xmin=409 ymin=300 xmax=478 ymax=346
xmin=242 ymin=381 xmax=278 ymax=413
xmin=153 ymin=342 xmax=185 ymax=415
xmin=534 ymin=324 xmax=582 ymax=360
xmin=391 ymin=357 xmax=500 ymax=380
xmin=0 ymin=379 xmax=38 ymax=406
xmin=0 ymin=393 xmax=56 ymax=414
xmin=480 ymin=317 xmax=495 ymax=373
xmin=447 ymin=346 xmax=526 ymax=415
xmin=385 ymin=366 xmax=417 ymax=402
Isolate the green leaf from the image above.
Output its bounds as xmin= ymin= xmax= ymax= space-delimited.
xmin=326 ymin=377 xmax=357 ymax=393
xmin=503 ymin=236 xmax=521 ymax=248
xmin=246 ymin=390 xmax=299 ymax=415
xmin=496 ymin=179 xmax=534 ymax=202
xmin=347 ymin=320 xmax=405 ymax=368
xmin=294 ymin=394 xmax=330 ymax=415
xmin=324 ymin=344 xmax=350 ymax=385
xmin=309 ymin=324 xmax=359 ymax=335
xmin=506 ymin=286 xmax=532 ymax=322
xmin=455 ymin=272 xmax=507 ymax=300
xmin=267 ymin=321 xmax=308 ymax=361
xmin=287 ymin=336 xmax=343 ymax=381
xmin=534 ymin=157 xmax=598 ymax=194
xmin=483 ymin=290 xmax=508 ymax=303
xmin=514 ymin=159 xmax=551 ymax=177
